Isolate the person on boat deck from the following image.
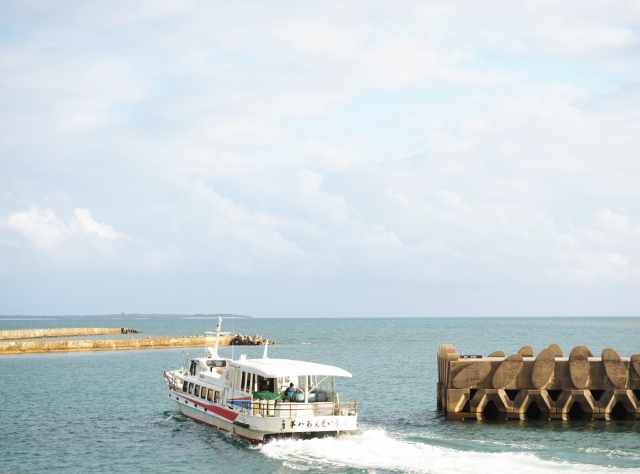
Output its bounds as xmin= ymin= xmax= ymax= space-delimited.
xmin=283 ymin=383 xmax=296 ymax=399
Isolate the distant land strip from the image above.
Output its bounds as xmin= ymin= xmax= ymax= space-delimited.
xmin=0 ymin=335 xmax=234 ymax=355
xmin=0 ymin=313 xmax=252 ymax=320
xmin=0 ymin=327 xmax=141 ymax=340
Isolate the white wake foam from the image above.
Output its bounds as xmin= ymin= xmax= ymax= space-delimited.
xmin=580 ymin=447 xmax=640 ymax=461
xmin=260 ymin=429 xmax=628 ymax=473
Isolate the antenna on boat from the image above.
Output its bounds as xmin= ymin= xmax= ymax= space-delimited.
xmin=205 ymin=315 xmax=222 ymax=358
xmin=262 ymin=340 xmax=269 ymax=359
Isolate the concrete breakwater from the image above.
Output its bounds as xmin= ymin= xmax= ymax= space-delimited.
xmin=437 ymin=344 xmax=640 ymax=421
xmin=0 ymin=327 xmax=140 ymax=340
xmin=0 ymin=332 xmax=276 ymax=355
xmin=0 ymin=335 xmax=235 ymax=355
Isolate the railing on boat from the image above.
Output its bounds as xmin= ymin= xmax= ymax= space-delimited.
xmin=163 ymin=371 xmax=183 ymax=392
xmin=237 ymin=400 xmax=357 ymax=417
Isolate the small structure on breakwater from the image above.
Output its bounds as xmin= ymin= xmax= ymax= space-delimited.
xmin=437 ymin=344 xmax=640 ymax=421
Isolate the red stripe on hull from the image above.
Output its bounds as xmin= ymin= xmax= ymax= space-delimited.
xmin=183 ymin=413 xmax=263 ymax=445
xmin=174 ymin=392 xmax=239 ymax=422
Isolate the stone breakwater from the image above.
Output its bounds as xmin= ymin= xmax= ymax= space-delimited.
xmin=0 ymin=333 xmax=275 ymax=355
xmin=0 ymin=327 xmax=140 ymax=340
xmin=230 ymin=333 xmax=275 ymax=345
xmin=437 ymin=344 xmax=640 ymax=421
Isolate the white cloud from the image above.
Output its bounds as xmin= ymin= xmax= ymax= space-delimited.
xmin=438 ymin=190 xmax=468 ymax=211
xmin=2 ymin=206 xmax=122 ymax=248
xmin=383 ymin=189 xmax=414 ymax=208
xmin=542 ymin=25 xmax=635 ymax=51
xmin=4 ymin=207 xmax=68 ymax=248
xmin=74 ymin=208 xmax=121 ymax=240
xmin=305 ymin=140 xmax=361 ymax=170
xmin=593 ymin=208 xmax=630 ymax=231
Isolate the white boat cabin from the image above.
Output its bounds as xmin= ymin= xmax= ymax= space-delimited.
xmin=183 ymin=354 xmax=352 ymax=415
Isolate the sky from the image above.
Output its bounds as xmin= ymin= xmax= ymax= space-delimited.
xmin=1 ymin=1 xmax=640 ymax=317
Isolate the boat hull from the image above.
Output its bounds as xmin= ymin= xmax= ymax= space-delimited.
xmin=167 ymin=390 xmax=357 ymax=444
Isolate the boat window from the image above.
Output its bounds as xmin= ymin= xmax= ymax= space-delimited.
xmin=189 ymin=361 xmax=196 ymax=376
xmin=207 ymin=389 xmax=213 ymax=401
xmin=182 ymin=381 xmax=188 ymax=392
xmin=257 ymin=375 xmax=275 ymax=392
xmin=214 ymin=391 xmax=220 ymax=402
xmin=201 ymin=387 xmax=206 ymax=399
xmin=206 ymin=360 xmax=227 ymax=368
xmin=245 ymin=373 xmax=253 ymax=393
xmin=188 ymin=383 xmax=194 ymax=394
xmin=241 ymin=371 xmax=246 ymax=392
xmin=298 ymin=375 xmax=307 ymax=391
xmin=228 ymin=369 xmax=235 ymax=389
xmin=235 ymin=370 xmax=242 ymax=391
xmin=194 ymin=385 xmax=200 ymax=397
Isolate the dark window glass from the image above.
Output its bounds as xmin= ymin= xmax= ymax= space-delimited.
xmin=182 ymin=381 xmax=188 ymax=392
xmin=241 ymin=372 xmax=246 ymax=391
xmin=256 ymin=375 xmax=276 ymax=393
xmin=207 ymin=389 xmax=213 ymax=401
xmin=201 ymin=387 xmax=206 ymax=399
xmin=194 ymin=385 xmax=200 ymax=397
xmin=188 ymin=383 xmax=194 ymax=394
xmin=214 ymin=391 xmax=220 ymax=402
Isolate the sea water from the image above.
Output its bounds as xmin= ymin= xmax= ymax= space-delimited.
xmin=1 ymin=317 xmax=639 ymax=473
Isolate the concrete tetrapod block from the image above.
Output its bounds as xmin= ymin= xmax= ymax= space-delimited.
xmin=557 ymin=390 xmax=596 ymax=420
xmin=488 ymin=350 xmax=505 ymax=357
xmin=630 ymin=390 xmax=640 ymax=417
xmin=518 ymin=346 xmax=534 ymax=357
xmin=631 ymin=354 xmax=640 ymax=378
xmin=602 ymin=348 xmax=628 ymax=389
xmin=548 ymin=344 xmax=563 ymax=357
xmin=516 ymin=390 xmax=552 ymax=420
xmin=532 ymin=348 xmax=555 ymax=389
xmin=569 ymin=346 xmax=591 ymax=389
xmin=588 ymin=389 xmax=613 ymax=414
xmin=472 ymin=390 xmax=510 ymax=420
xmin=446 ymin=389 xmax=471 ymax=413
xmin=492 ymin=354 xmax=524 ymax=389
xmin=452 ymin=361 xmax=492 ymax=389
xmin=603 ymin=390 xmax=638 ymax=420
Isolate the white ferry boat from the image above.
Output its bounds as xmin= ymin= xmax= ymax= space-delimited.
xmin=162 ymin=318 xmax=358 ymax=444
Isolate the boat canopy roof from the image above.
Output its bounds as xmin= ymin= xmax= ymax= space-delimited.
xmin=233 ymin=358 xmax=352 ymax=378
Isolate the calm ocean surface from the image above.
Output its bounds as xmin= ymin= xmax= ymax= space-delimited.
xmin=1 ymin=317 xmax=639 ymax=473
